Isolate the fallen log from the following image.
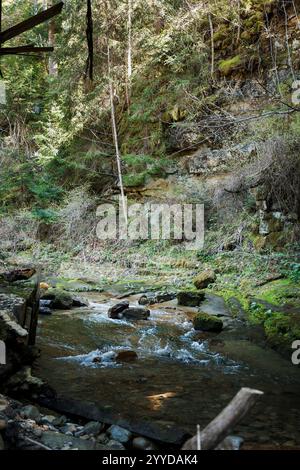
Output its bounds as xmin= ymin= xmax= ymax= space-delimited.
xmin=182 ymin=387 xmax=263 ymax=450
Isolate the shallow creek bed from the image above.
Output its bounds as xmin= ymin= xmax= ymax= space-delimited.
xmin=30 ymin=290 xmax=300 ymax=450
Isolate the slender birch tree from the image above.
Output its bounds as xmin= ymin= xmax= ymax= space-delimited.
xmin=105 ymin=0 xmax=127 ymax=225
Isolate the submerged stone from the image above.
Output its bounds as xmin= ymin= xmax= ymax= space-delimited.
xmin=122 ymin=307 xmax=150 ymax=320
xmin=116 ymin=350 xmax=138 ymax=362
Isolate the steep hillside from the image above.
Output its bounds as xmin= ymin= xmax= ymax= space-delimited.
xmin=0 ymin=0 xmax=300 ymax=355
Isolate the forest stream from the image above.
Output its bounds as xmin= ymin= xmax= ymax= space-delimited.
xmin=33 ymin=288 xmax=300 ymax=449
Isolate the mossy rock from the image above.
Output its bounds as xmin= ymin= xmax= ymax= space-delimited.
xmin=193 ymin=312 xmax=223 ymax=332
xmin=177 ymin=290 xmax=205 ymax=307
xmin=219 ymin=55 xmax=243 ymax=76
xmin=193 ymin=269 xmax=216 ymax=289
xmin=264 ymin=312 xmax=300 ymax=358
xmin=41 ymin=289 xmax=87 ymax=310
xmin=41 ymin=289 xmax=73 ymax=309
xmin=254 ymin=235 xmax=267 ymax=252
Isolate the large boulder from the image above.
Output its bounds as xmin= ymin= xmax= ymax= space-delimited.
xmin=193 ymin=312 xmax=223 ymax=332
xmin=177 ymin=291 xmax=205 ymax=307
xmin=193 ymin=269 xmax=216 ymax=289
xmin=108 ymin=301 xmax=129 ymax=319
xmin=122 ymin=307 xmax=150 ymax=320
xmin=20 ymin=405 xmax=40 ymax=421
xmin=41 ymin=289 xmax=88 ymax=310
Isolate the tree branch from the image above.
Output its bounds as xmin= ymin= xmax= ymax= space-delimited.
xmin=182 ymin=387 xmax=263 ymax=450
xmin=0 ymin=2 xmax=64 ymax=44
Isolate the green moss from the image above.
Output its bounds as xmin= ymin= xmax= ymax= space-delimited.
xmin=193 ymin=312 xmax=223 ymax=332
xmin=244 ymin=12 xmax=264 ymax=33
xmin=257 ymin=280 xmax=300 ymax=307
xmin=264 ymin=312 xmax=300 ymax=351
xmin=218 ymin=56 xmax=242 ymax=76
xmin=214 ymin=288 xmax=250 ymax=312
xmin=123 ymin=172 xmax=147 ymax=187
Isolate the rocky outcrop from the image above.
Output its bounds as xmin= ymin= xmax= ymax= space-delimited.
xmin=186 ymin=143 xmax=257 ymax=175
xmin=0 ymin=269 xmax=40 ymax=390
xmin=251 ymin=185 xmax=291 ymax=251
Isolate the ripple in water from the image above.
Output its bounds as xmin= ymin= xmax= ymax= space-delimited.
xmin=57 ymin=301 xmax=242 ymax=373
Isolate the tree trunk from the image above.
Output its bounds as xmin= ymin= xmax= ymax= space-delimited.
xmin=85 ymin=0 xmax=94 ymax=84
xmin=208 ymin=12 xmax=214 ymax=80
xmin=126 ymin=0 xmax=132 ymax=110
xmin=105 ymin=2 xmax=127 ymax=225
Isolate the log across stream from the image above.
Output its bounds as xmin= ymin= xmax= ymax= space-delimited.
xmin=33 ymin=290 xmax=300 ymax=448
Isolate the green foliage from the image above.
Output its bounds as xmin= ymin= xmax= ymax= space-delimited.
xmin=122 ymin=154 xmax=169 ymax=186
xmin=31 ymin=208 xmax=58 ymax=222
xmin=285 ymin=263 xmax=300 ymax=283
xmin=123 ymin=172 xmax=147 ymax=187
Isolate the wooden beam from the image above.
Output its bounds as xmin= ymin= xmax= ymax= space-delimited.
xmin=0 ymin=46 xmax=54 ymax=55
xmin=0 ymin=2 xmax=64 ymax=44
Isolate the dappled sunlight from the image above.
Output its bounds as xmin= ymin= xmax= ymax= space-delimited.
xmin=147 ymin=392 xmax=178 ymax=411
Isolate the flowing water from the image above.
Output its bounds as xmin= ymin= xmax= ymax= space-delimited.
xmin=34 ymin=291 xmax=300 ymax=448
